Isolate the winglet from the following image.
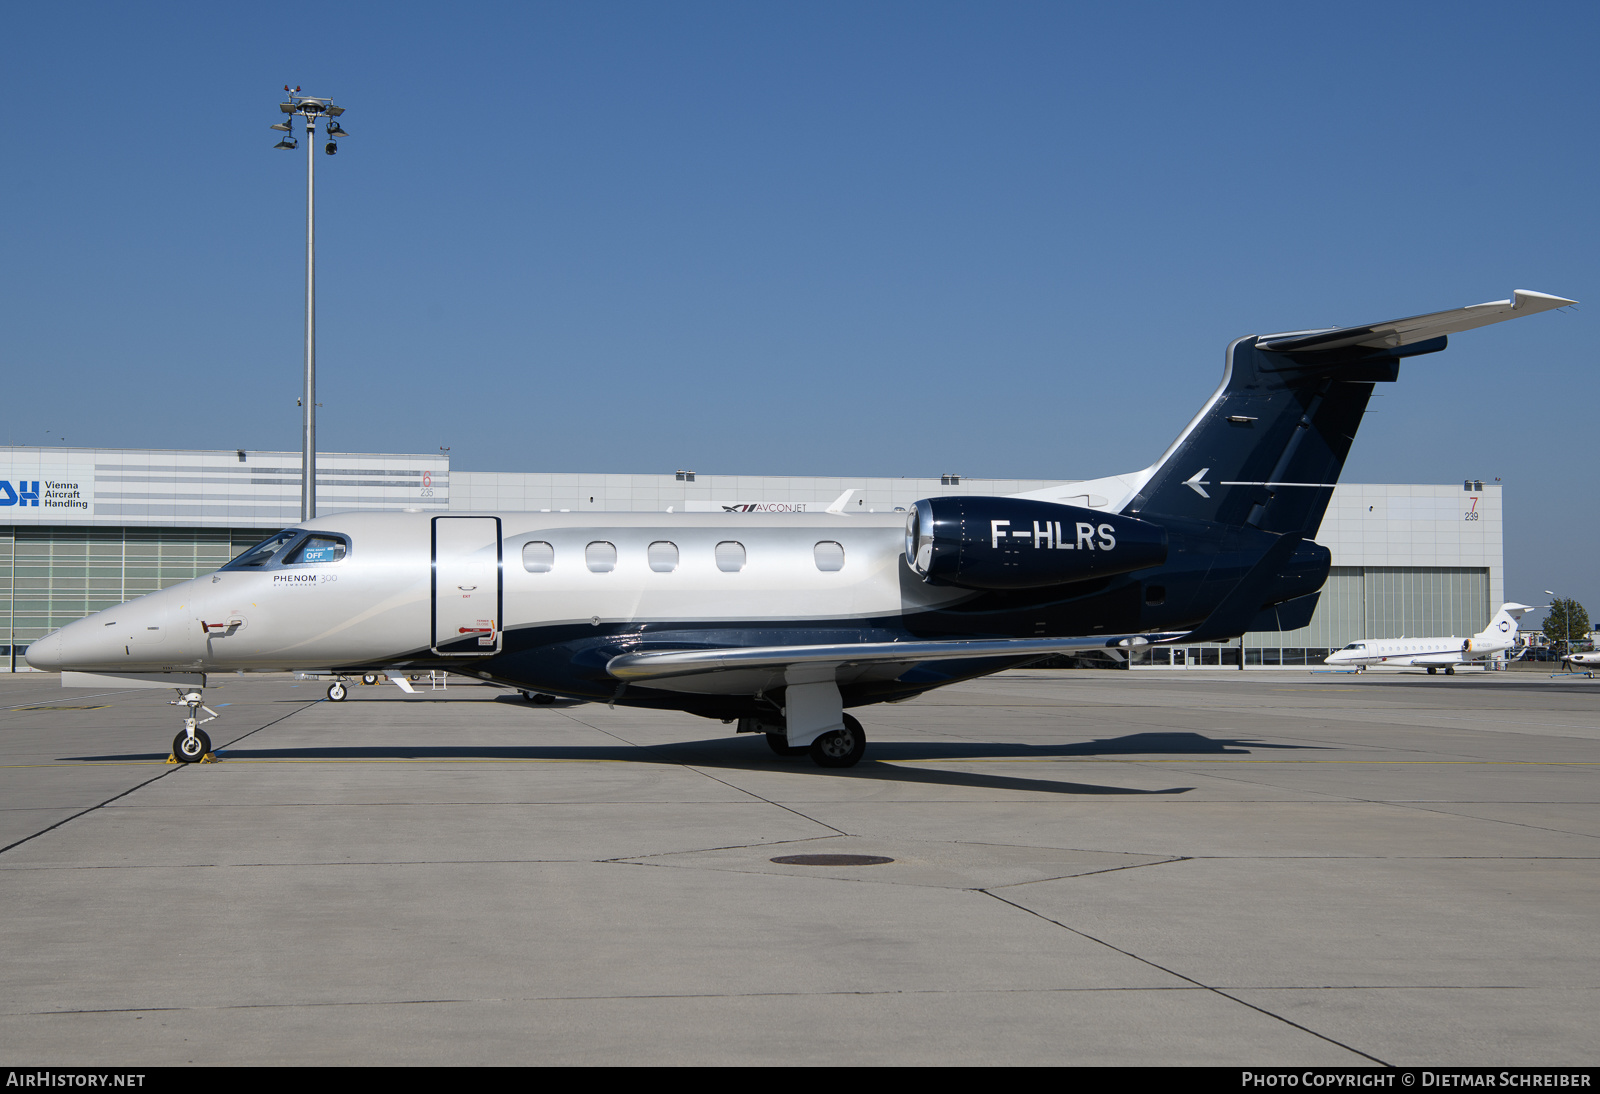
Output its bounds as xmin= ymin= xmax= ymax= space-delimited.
xmin=825 ymin=489 xmax=856 ymax=515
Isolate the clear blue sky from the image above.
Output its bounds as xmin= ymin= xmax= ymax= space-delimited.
xmin=1 ymin=1 xmax=1594 ymax=615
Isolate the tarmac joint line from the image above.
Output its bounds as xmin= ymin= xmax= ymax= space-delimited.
xmin=979 ymin=888 xmax=1394 ymax=1067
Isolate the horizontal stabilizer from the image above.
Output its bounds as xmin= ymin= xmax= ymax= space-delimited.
xmin=1255 ymin=290 xmax=1573 ymax=355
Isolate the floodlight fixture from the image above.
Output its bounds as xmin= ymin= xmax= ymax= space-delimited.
xmin=267 ymin=87 xmax=350 ymax=520
xmin=270 ymin=121 xmax=292 ymax=132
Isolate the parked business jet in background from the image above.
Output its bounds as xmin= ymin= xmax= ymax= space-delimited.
xmin=1323 ymin=603 xmax=1537 ymax=674
xmin=28 ymin=290 xmax=1574 ymax=766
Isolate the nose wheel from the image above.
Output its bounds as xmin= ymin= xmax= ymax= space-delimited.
xmin=168 ymin=689 xmax=219 ymax=764
xmin=327 ymin=682 xmax=348 ymax=701
xmin=172 ymin=728 xmax=212 ymax=763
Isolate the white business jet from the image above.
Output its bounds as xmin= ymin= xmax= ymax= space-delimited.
xmin=1324 ymin=603 xmax=1537 ymax=673
xmin=27 ymin=290 xmax=1574 ymax=766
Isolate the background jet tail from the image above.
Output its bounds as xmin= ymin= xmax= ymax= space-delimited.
xmin=1126 ymin=291 xmax=1572 ymax=538
xmin=1477 ymin=602 xmax=1536 ymax=641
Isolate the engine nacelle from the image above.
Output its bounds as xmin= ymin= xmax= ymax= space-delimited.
xmin=905 ymin=496 xmax=1168 ymax=590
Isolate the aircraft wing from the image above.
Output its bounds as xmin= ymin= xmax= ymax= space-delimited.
xmin=1255 ymin=289 xmax=1574 ymax=354
xmin=606 ymin=632 xmax=1181 ymax=693
xmin=1409 ymin=651 xmax=1469 ymax=665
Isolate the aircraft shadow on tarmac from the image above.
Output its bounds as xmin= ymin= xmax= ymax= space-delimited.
xmin=61 ymin=731 xmax=1328 ymax=797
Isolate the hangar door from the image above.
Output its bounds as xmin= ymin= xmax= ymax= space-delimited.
xmin=432 ymin=516 xmax=503 ymax=656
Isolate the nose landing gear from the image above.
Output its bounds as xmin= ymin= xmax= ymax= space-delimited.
xmin=168 ymin=690 xmax=219 ymax=764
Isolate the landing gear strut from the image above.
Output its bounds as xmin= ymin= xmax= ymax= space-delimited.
xmin=169 ymin=689 xmax=218 ymax=764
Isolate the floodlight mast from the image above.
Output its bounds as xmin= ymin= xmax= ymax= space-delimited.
xmin=271 ymin=88 xmax=345 ymax=521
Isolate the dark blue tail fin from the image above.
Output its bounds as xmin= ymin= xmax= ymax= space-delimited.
xmin=1126 ymin=335 xmax=1439 ymax=535
xmin=1127 ymin=289 xmax=1572 ymax=535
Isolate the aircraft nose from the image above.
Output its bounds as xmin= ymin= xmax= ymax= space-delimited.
xmin=24 ymin=608 xmax=150 ymax=672
xmin=25 ymin=630 xmax=64 ymax=671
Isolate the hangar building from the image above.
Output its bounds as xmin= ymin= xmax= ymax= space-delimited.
xmin=0 ymin=446 xmax=1502 ymax=670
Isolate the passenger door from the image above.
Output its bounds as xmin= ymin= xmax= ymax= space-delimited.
xmin=432 ymin=516 xmax=503 ymax=656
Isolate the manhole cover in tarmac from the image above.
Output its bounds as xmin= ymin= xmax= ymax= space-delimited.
xmin=770 ymin=854 xmax=894 ymax=866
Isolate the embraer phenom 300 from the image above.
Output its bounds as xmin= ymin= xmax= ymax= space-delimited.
xmin=28 ymin=290 xmax=1574 ymax=767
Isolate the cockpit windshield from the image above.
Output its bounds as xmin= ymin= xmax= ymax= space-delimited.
xmin=222 ymin=530 xmax=351 ymax=571
xmin=225 ymin=531 xmax=299 ymax=569
xmin=1341 ymin=643 xmax=1366 ymax=651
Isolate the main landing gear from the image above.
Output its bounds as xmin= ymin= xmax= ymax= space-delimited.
xmin=745 ymin=713 xmax=868 ymax=768
xmin=169 ymin=689 xmax=218 ymax=764
xmin=810 ymin=715 xmax=867 ymax=768
xmin=520 ymin=690 xmax=556 ymax=705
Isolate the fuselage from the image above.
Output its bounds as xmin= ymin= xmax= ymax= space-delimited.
xmin=1324 ymin=634 xmax=1507 ymax=668
xmin=25 ymin=508 xmax=1321 ymax=717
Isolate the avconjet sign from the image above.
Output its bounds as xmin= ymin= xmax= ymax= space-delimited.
xmin=905 ymin=496 xmax=1168 ymax=590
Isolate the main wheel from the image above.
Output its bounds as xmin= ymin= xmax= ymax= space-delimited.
xmin=172 ymin=728 xmax=211 ymax=764
xmin=362 ymin=673 xmax=379 ymax=686
xmin=809 ymin=715 xmax=866 ymax=768
xmin=1426 ymin=667 xmax=1437 ymax=675
xmin=766 ymin=732 xmax=808 ymax=757
xmin=1445 ymin=666 xmax=1456 ymax=675
xmin=327 ymin=682 xmax=348 ymax=701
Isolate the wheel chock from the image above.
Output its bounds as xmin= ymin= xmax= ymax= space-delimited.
xmin=165 ymin=753 xmax=177 ymax=764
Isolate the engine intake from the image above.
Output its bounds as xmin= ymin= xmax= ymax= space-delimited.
xmin=905 ymin=496 xmax=1168 ymax=590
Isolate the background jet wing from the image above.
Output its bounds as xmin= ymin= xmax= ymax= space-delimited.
xmin=606 ymin=633 xmax=1179 ymax=685
xmin=1254 ymin=289 xmax=1574 ymax=354
xmin=1410 ymin=653 xmax=1469 ymax=665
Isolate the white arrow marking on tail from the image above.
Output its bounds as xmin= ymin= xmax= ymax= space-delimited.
xmin=1184 ymin=468 xmax=1211 ymax=498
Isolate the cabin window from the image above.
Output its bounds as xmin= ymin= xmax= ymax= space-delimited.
xmin=285 ymin=535 xmax=347 ymax=564
xmin=715 ymin=541 xmax=746 ymax=572
xmin=648 ymin=541 xmax=679 ymax=572
xmin=585 ymin=541 xmax=617 ymax=573
xmin=813 ymin=541 xmax=845 ymax=572
xmin=522 ymin=541 xmax=555 ymax=573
